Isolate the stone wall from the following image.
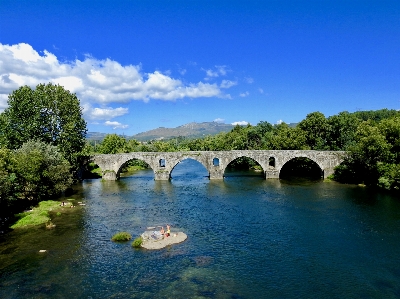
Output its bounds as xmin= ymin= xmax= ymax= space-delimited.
xmin=92 ymin=150 xmax=346 ymax=181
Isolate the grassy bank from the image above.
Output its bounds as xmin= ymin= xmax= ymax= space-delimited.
xmin=11 ymin=200 xmax=64 ymax=229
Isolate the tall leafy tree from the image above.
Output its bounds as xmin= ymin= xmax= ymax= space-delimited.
xmin=298 ymin=112 xmax=330 ymax=150
xmin=326 ymin=111 xmax=360 ymax=150
xmin=0 ymin=83 xmax=87 ymax=170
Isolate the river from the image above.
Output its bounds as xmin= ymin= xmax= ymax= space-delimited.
xmin=1 ymin=159 xmax=400 ymax=298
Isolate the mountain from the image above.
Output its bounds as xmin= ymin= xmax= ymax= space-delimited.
xmin=87 ymin=121 xmax=299 ymax=142
xmin=86 ymin=132 xmax=109 ymax=141
xmin=130 ymin=122 xmax=235 ymax=141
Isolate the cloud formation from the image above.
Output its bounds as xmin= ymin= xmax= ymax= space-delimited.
xmin=213 ymin=118 xmax=225 ymax=123
xmin=0 ymin=43 xmax=231 ymax=118
xmin=85 ymin=106 xmax=129 ymax=121
xmin=239 ymin=91 xmax=249 ymax=97
xmin=105 ymin=121 xmax=129 ymax=129
xmin=231 ymin=121 xmax=249 ymax=126
xmin=220 ymin=80 xmax=237 ymax=89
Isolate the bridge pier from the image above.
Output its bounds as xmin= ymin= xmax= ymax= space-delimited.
xmin=209 ymin=168 xmax=224 ymax=180
xmin=265 ymin=170 xmax=280 ymax=179
xmin=102 ymin=171 xmax=118 ymax=180
xmin=154 ymin=170 xmax=171 ymax=180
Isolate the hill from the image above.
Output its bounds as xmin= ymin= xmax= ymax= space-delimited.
xmin=131 ymin=122 xmax=235 ymax=141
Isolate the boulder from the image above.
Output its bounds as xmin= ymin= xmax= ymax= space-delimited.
xmin=141 ymin=231 xmax=187 ymax=250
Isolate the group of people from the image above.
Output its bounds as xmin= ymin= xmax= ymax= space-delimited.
xmin=160 ymin=224 xmax=171 ymax=237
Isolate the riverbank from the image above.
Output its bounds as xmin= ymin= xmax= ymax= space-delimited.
xmin=10 ymin=199 xmax=81 ymax=229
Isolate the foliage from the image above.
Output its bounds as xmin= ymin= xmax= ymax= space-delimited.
xmin=111 ymin=231 xmax=132 ymax=242
xmin=132 ymin=236 xmax=143 ymax=248
xmin=298 ymin=112 xmax=330 ymax=150
xmin=98 ymin=134 xmax=128 ymax=154
xmin=11 ymin=200 xmax=61 ymax=229
xmin=0 ymin=148 xmax=17 ymax=210
xmin=0 ymin=83 xmax=87 ymax=171
xmin=269 ymin=123 xmax=308 ymax=150
xmin=326 ymin=112 xmax=360 ymax=150
xmin=11 ymin=140 xmax=73 ymax=201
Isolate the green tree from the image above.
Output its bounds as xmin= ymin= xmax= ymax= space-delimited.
xmin=11 ymin=140 xmax=73 ymax=201
xmin=298 ymin=112 xmax=330 ymax=150
xmin=269 ymin=123 xmax=308 ymax=150
xmin=0 ymin=148 xmax=17 ymax=212
xmin=334 ymin=121 xmax=391 ymax=185
xmin=98 ymin=134 xmax=128 ymax=154
xmin=0 ymin=83 xmax=87 ymax=171
xmin=326 ymin=112 xmax=360 ymax=150
xmin=378 ymin=116 xmax=400 ymax=163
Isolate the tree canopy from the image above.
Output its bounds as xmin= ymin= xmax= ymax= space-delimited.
xmin=0 ymin=83 xmax=87 ymax=170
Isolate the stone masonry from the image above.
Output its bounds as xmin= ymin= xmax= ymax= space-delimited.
xmin=92 ymin=150 xmax=346 ymax=180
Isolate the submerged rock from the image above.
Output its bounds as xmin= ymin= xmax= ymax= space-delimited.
xmin=140 ymin=230 xmax=187 ymax=250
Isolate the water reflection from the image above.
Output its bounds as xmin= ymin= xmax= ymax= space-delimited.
xmin=1 ymin=163 xmax=400 ymax=298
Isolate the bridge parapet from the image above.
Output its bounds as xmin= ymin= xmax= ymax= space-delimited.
xmin=91 ymin=150 xmax=346 ymax=181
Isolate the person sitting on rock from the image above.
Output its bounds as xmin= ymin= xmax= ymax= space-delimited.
xmin=165 ymin=224 xmax=171 ymax=237
xmin=160 ymin=226 xmax=165 ymax=235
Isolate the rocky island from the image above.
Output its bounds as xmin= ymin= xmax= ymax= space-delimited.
xmin=140 ymin=229 xmax=187 ymax=250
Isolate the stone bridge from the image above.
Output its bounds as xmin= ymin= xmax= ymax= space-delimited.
xmin=92 ymin=150 xmax=346 ymax=180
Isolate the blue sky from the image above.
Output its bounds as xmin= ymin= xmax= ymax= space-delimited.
xmin=0 ymin=0 xmax=399 ymax=135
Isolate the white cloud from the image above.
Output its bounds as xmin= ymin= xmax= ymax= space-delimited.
xmin=276 ymin=119 xmax=283 ymax=124
xmin=213 ymin=118 xmax=225 ymax=123
xmin=203 ymin=65 xmax=229 ymax=79
xmin=0 ymin=43 xmax=229 ymax=113
xmin=231 ymin=121 xmax=249 ymax=126
xmin=105 ymin=121 xmax=129 ymax=129
xmin=245 ymin=77 xmax=254 ymax=84
xmin=239 ymin=91 xmax=249 ymax=97
xmin=258 ymin=88 xmax=264 ymax=94
xmin=203 ymin=68 xmax=219 ymax=78
xmin=220 ymin=80 xmax=237 ymax=89
xmin=215 ymin=65 xmax=227 ymax=76
xmin=86 ymin=107 xmax=129 ymax=121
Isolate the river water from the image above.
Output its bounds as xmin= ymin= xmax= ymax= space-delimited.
xmin=1 ymin=159 xmax=400 ymax=299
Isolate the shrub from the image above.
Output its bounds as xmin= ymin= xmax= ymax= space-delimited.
xmin=132 ymin=236 xmax=143 ymax=248
xmin=111 ymin=231 xmax=132 ymax=242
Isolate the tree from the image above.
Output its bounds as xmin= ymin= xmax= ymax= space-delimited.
xmin=326 ymin=112 xmax=360 ymax=150
xmin=0 ymin=148 xmax=16 ymax=212
xmin=334 ymin=121 xmax=391 ymax=185
xmin=298 ymin=112 xmax=330 ymax=150
xmin=269 ymin=123 xmax=308 ymax=150
xmin=11 ymin=140 xmax=73 ymax=201
xmin=0 ymin=83 xmax=87 ymax=171
xmin=98 ymin=134 xmax=128 ymax=154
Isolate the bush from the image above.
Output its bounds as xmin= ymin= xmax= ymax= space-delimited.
xmin=111 ymin=231 xmax=132 ymax=242
xmin=132 ymin=236 xmax=143 ymax=248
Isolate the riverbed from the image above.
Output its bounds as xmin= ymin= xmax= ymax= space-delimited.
xmin=1 ymin=159 xmax=399 ymax=298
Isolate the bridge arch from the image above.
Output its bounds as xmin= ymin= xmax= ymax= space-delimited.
xmin=170 ymin=157 xmax=209 ymax=179
xmin=277 ymin=152 xmax=329 ymax=179
xmin=223 ymin=155 xmax=267 ymax=177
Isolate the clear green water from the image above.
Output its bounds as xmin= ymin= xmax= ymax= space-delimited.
xmin=1 ymin=159 xmax=400 ymax=298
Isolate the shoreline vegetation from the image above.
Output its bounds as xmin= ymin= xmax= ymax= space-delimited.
xmin=11 ymin=200 xmax=79 ymax=229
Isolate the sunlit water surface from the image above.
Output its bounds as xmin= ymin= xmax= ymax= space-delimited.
xmin=1 ymin=159 xmax=400 ymax=298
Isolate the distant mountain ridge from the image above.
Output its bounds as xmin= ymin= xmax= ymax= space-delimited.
xmin=87 ymin=121 xmax=299 ymax=141
xmin=86 ymin=122 xmax=235 ymax=141
xmin=131 ymin=122 xmax=235 ymax=141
